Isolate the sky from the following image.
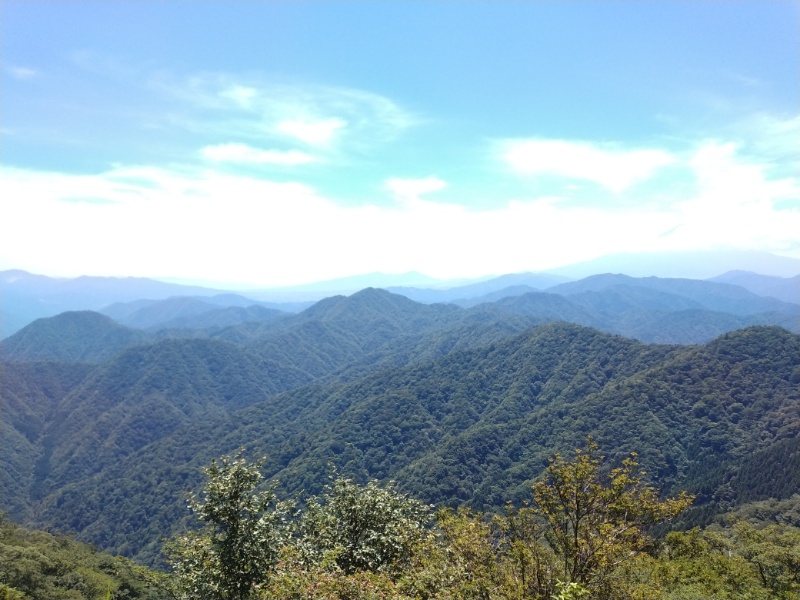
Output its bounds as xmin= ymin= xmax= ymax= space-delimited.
xmin=2 ymin=1 xmax=799 ymax=288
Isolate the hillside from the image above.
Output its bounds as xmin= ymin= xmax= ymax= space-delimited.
xmin=0 ymin=311 xmax=151 ymax=363
xmin=3 ymin=320 xmax=793 ymax=565
xmin=0 ymin=515 xmax=163 ymax=600
xmin=0 ymin=361 xmax=94 ymax=521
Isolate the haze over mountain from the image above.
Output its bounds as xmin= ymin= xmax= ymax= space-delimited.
xmin=708 ymin=271 xmax=800 ymax=304
xmin=2 ymin=249 xmax=798 ymax=338
xmin=1 ymin=290 xmax=796 ymax=564
xmin=548 ymin=250 xmax=800 ymax=280
xmin=2 ymin=4 xmax=798 ymax=596
xmin=1 ymin=261 xmax=798 ymax=566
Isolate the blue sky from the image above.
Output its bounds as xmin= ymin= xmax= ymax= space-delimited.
xmin=2 ymin=1 xmax=799 ymax=287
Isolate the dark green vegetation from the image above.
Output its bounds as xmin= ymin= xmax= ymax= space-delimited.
xmin=160 ymin=448 xmax=798 ymax=599
xmin=0 ymin=275 xmax=798 ymax=593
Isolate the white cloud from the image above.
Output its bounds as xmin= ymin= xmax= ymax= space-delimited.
xmin=737 ymin=113 xmax=800 ymax=172
xmin=501 ymin=139 xmax=676 ymax=193
xmin=385 ymin=176 xmax=447 ymax=202
xmin=276 ymin=118 xmax=346 ymax=146
xmin=201 ymin=143 xmax=318 ymax=165
xmin=7 ymin=66 xmax=38 ymax=80
xmin=659 ymin=140 xmax=800 ymax=253
xmin=157 ymin=74 xmax=415 ymax=150
xmin=219 ymin=85 xmax=258 ymax=108
xmin=2 ymin=128 xmax=797 ymax=286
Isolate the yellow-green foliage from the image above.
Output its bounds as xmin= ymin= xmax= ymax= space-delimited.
xmin=0 ymin=514 xmax=163 ymax=600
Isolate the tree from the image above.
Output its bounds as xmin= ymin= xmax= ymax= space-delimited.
xmin=294 ymin=472 xmax=433 ymax=577
xmin=164 ymin=451 xmax=291 ymax=600
xmin=531 ymin=440 xmax=692 ymax=596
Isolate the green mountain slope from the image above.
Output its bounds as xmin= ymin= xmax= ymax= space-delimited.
xmin=34 ymin=338 xmax=305 ymax=496
xmin=0 ymin=311 xmax=152 ymax=363
xmin=18 ymin=323 xmax=796 ymax=565
xmin=0 ymin=361 xmax=94 ymax=521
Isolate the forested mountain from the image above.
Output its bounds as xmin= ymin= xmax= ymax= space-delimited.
xmin=2 ymin=290 xmax=796 ymax=566
xmin=5 ymin=265 xmax=797 ymax=340
xmin=1 ymin=274 xmax=798 ymax=570
xmin=0 ymin=311 xmax=151 ymax=363
xmin=0 ymin=515 xmax=161 ymax=600
xmin=549 ymin=273 xmax=800 ymax=314
xmin=0 ymin=361 xmax=94 ymax=521
xmin=0 ymin=270 xmax=230 ymax=339
xmin=100 ymin=295 xmax=294 ymax=330
xmin=493 ymin=286 xmax=799 ymax=343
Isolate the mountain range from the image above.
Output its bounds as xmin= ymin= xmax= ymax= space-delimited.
xmin=1 ymin=268 xmax=798 ymax=565
xmin=3 ymin=249 xmax=798 ymax=337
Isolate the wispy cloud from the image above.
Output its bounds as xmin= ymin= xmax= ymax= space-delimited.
xmin=201 ymin=143 xmax=318 ymax=166
xmin=158 ymin=74 xmax=417 ymax=153
xmin=6 ymin=66 xmax=38 ymax=80
xmin=500 ymin=139 xmax=676 ymax=193
xmin=385 ymin=176 xmax=448 ymax=202
xmin=219 ymin=85 xmax=258 ymax=108
xmin=735 ymin=113 xmax=800 ymax=175
xmin=276 ymin=118 xmax=346 ymax=146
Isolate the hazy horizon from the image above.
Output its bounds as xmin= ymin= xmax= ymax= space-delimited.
xmin=2 ymin=2 xmax=798 ymax=287
xmin=4 ymin=247 xmax=799 ymax=294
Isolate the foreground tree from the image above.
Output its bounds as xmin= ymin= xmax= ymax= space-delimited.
xmin=164 ymin=445 xmax=697 ymax=599
xmin=267 ymin=473 xmax=447 ymax=599
xmin=294 ymin=472 xmax=433 ymax=577
xmin=531 ymin=440 xmax=692 ymax=597
xmin=165 ymin=451 xmax=291 ymax=600
xmin=440 ymin=441 xmax=693 ymax=599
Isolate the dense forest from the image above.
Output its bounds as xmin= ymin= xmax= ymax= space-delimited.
xmin=1 ymin=274 xmax=798 ymax=597
xmin=3 ymin=449 xmax=799 ymax=599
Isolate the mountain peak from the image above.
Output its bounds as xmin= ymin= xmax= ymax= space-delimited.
xmin=0 ymin=311 xmax=149 ymax=363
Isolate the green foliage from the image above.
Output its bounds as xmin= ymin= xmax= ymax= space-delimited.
xmin=0 ymin=311 xmax=151 ymax=364
xmin=3 ymin=318 xmax=797 ymax=563
xmin=531 ymin=441 xmax=693 ymax=594
xmin=651 ymin=521 xmax=800 ymax=599
xmin=0 ymin=513 xmax=163 ymax=600
xmin=436 ymin=443 xmax=692 ymax=600
xmin=164 ymin=452 xmax=292 ymax=600
xmin=293 ymin=472 xmax=433 ymax=577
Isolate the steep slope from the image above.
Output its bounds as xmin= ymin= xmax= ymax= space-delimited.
xmin=259 ymin=323 xmax=680 ymax=496
xmin=4 ymin=286 xmax=797 ymax=566
xmin=244 ymin=288 xmax=463 ymax=378
xmin=34 ymin=338 xmax=306 ymax=498
xmin=30 ymin=323 xmax=675 ymax=561
xmin=397 ymin=326 xmax=799 ymax=508
xmin=0 ymin=361 xmax=93 ymax=521
xmin=0 ymin=311 xmax=151 ymax=363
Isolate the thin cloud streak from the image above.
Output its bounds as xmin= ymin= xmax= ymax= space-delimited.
xmin=202 ymin=143 xmax=319 ymax=166
xmin=153 ymin=74 xmax=418 ymax=151
xmin=2 ymin=133 xmax=797 ymax=286
xmin=500 ymin=139 xmax=676 ymax=193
